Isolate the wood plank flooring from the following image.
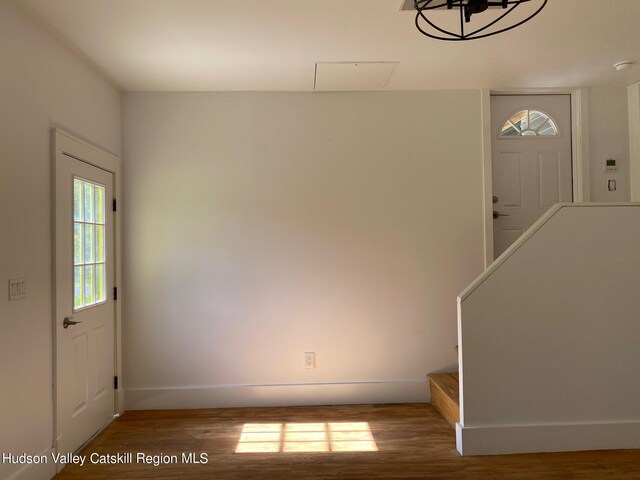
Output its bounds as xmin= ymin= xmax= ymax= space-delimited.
xmin=54 ymin=404 xmax=640 ymax=480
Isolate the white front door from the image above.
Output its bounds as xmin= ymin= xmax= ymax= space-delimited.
xmin=54 ymin=149 xmax=115 ymax=457
xmin=491 ymin=95 xmax=573 ymax=258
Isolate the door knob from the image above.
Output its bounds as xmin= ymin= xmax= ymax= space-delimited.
xmin=493 ymin=211 xmax=510 ymax=220
xmin=63 ymin=317 xmax=82 ymax=329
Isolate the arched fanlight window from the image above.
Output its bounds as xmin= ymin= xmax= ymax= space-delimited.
xmin=500 ymin=110 xmax=559 ymax=137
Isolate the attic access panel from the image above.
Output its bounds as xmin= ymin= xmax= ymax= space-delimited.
xmin=314 ymin=62 xmax=398 ymax=91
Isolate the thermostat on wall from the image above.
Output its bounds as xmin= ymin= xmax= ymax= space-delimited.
xmin=604 ymin=159 xmax=617 ymax=172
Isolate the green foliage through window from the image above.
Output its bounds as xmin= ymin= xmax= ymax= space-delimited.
xmin=73 ymin=178 xmax=106 ymax=309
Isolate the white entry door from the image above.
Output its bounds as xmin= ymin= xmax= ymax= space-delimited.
xmin=491 ymin=95 xmax=573 ymax=258
xmin=54 ymin=144 xmax=115 ymax=456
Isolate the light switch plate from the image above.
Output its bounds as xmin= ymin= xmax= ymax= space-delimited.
xmin=8 ymin=277 xmax=27 ymax=301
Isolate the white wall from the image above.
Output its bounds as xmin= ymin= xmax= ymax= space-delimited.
xmin=629 ymin=82 xmax=640 ymax=202
xmin=122 ymin=91 xmax=486 ymax=409
xmin=1 ymin=1 xmax=635 ymax=469
xmin=0 ymin=1 xmax=121 ymax=479
xmin=589 ymin=87 xmax=631 ymax=202
xmin=458 ymin=204 xmax=640 ymax=455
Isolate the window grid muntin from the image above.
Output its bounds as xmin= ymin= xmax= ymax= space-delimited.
xmin=73 ymin=177 xmax=107 ymax=310
xmin=500 ymin=109 xmax=559 ymax=138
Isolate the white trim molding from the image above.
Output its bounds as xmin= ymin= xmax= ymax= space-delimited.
xmin=52 ymin=128 xmax=124 ymax=415
xmin=4 ymin=446 xmax=55 ymax=480
xmin=125 ymin=380 xmax=429 ymax=410
xmin=480 ymin=88 xmax=590 ymax=267
xmin=571 ymin=88 xmax=591 ymax=202
xmin=459 ymin=202 xmax=636 ymax=302
xmin=629 ymin=82 xmax=640 ymax=202
xmin=457 ymin=420 xmax=640 ymax=456
xmin=480 ymin=89 xmax=494 ymax=267
xmin=457 ymin=203 xmax=640 ymax=456
xmin=51 ymin=128 xmax=124 ymax=475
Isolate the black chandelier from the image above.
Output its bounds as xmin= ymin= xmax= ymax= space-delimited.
xmin=414 ymin=0 xmax=548 ymax=41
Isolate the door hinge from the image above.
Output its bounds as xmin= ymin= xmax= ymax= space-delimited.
xmin=113 ymin=287 xmax=118 ymax=301
xmin=114 ymin=376 xmax=119 ymax=390
xmin=112 ymin=198 xmax=117 ymax=212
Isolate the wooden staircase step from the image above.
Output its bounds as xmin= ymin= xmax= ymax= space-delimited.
xmin=427 ymin=372 xmax=459 ymax=429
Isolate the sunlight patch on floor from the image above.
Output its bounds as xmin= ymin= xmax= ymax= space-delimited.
xmin=235 ymin=422 xmax=377 ymax=453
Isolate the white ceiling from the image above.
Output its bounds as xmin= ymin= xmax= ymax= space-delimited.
xmin=14 ymin=0 xmax=640 ymax=91
xmin=315 ymin=62 xmax=399 ymax=90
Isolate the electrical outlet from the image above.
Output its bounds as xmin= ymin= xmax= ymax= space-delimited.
xmin=304 ymin=352 xmax=315 ymax=369
xmin=8 ymin=277 xmax=28 ymax=301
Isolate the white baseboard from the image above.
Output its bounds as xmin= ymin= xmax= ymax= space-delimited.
xmin=116 ymin=389 xmax=125 ymax=415
xmin=125 ymin=380 xmax=429 ymax=410
xmin=456 ymin=420 xmax=640 ymax=456
xmin=4 ymin=446 xmax=55 ymax=480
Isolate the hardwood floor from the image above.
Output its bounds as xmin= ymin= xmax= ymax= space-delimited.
xmin=54 ymin=404 xmax=640 ymax=479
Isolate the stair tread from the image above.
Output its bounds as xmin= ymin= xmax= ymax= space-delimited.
xmin=427 ymin=372 xmax=459 ymax=406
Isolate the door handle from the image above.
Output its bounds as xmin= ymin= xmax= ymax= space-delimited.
xmin=493 ymin=211 xmax=510 ymax=220
xmin=63 ymin=317 xmax=82 ymax=329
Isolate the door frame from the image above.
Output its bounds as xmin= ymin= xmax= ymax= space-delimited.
xmin=51 ymin=128 xmax=124 ymax=457
xmin=481 ymin=88 xmax=590 ymax=267
xmin=629 ymin=81 xmax=640 ymax=202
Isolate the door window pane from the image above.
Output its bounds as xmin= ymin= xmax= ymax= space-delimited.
xmin=500 ymin=110 xmax=559 ymax=137
xmin=95 ymin=186 xmax=105 ymax=224
xmin=96 ymin=225 xmax=104 ymax=262
xmin=96 ymin=264 xmax=105 ymax=303
xmin=83 ymin=183 xmax=94 ymax=223
xmin=74 ymin=267 xmax=83 ymax=309
xmin=73 ymin=177 xmax=107 ymax=310
xmin=74 ymin=223 xmax=83 ymax=265
xmin=74 ymin=179 xmax=83 ymax=221
xmin=84 ymin=224 xmax=95 ymax=263
xmin=84 ymin=264 xmax=94 ymax=305
xmin=528 ymin=110 xmax=548 ymax=130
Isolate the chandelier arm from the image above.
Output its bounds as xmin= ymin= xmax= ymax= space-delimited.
xmin=464 ymin=0 xmax=524 ymax=37
xmin=413 ymin=29 xmax=463 ymax=41
xmin=415 ymin=17 xmax=462 ymax=39
xmin=465 ymin=0 xmax=548 ymax=40
xmin=415 ymin=0 xmax=530 ymax=15
xmin=486 ymin=0 xmax=533 ymax=5
xmin=416 ymin=0 xmax=531 ymax=12
xmin=414 ymin=0 xmax=547 ymax=41
xmin=416 ymin=8 xmax=463 ymax=39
